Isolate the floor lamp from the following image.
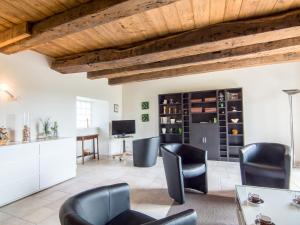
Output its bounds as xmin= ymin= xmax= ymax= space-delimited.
xmin=282 ymin=89 xmax=300 ymax=168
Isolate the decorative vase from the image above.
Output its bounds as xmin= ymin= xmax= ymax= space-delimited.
xmin=162 ymin=128 xmax=166 ymax=134
xmin=232 ymin=129 xmax=238 ymax=135
xmin=0 ymin=127 xmax=9 ymax=145
xmin=22 ymin=125 xmax=31 ymax=142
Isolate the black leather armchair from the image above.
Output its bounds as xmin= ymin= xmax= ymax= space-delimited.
xmin=161 ymin=144 xmax=208 ymax=204
xmin=133 ymin=137 xmax=160 ymax=167
xmin=59 ymin=183 xmax=197 ymax=225
xmin=240 ymin=143 xmax=291 ymax=189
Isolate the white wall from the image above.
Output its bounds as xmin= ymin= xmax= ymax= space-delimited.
xmin=122 ymin=62 xmax=300 ymax=161
xmin=0 ymin=51 xmax=122 ymax=146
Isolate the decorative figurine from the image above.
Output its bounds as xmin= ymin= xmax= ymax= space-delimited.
xmin=232 ymin=129 xmax=239 ymax=135
xmin=0 ymin=126 xmax=9 ymax=145
xmin=22 ymin=125 xmax=31 ymax=142
xmin=163 ymin=106 xmax=167 ymax=114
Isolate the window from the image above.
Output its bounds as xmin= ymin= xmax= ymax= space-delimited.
xmin=76 ymin=100 xmax=92 ymax=128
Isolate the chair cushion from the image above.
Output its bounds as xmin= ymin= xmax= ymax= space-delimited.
xmin=244 ymin=162 xmax=285 ymax=179
xmin=106 ymin=210 xmax=155 ymax=225
xmin=182 ymin=163 xmax=206 ymax=178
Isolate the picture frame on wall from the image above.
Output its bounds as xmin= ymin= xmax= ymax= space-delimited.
xmin=141 ymin=114 xmax=149 ymax=122
xmin=114 ymin=104 xmax=119 ymax=113
xmin=141 ymin=101 xmax=149 ymax=110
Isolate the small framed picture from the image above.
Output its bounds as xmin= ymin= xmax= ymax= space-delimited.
xmin=141 ymin=101 xmax=149 ymax=110
xmin=114 ymin=104 xmax=119 ymax=113
xmin=141 ymin=114 xmax=149 ymax=122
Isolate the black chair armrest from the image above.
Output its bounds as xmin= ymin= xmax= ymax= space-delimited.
xmin=284 ymin=144 xmax=291 ymax=172
xmin=284 ymin=144 xmax=291 ymax=157
xmin=108 ymin=183 xmax=131 ymax=219
xmin=161 ymin=146 xmax=185 ymax=204
xmin=143 ymin=209 xmax=197 ymax=225
xmin=240 ymin=144 xmax=256 ymax=163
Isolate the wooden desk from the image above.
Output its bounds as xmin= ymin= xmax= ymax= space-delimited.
xmin=77 ymin=134 xmax=99 ymax=164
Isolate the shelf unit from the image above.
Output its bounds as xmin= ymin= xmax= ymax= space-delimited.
xmin=158 ymin=88 xmax=244 ymax=161
xmin=159 ymin=93 xmax=183 ymax=147
xmin=217 ymin=89 xmax=228 ymax=161
xmin=182 ymin=93 xmax=190 ymax=144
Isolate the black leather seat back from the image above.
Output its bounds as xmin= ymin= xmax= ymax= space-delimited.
xmin=250 ymin=143 xmax=286 ymax=166
xmin=162 ymin=143 xmax=182 ymax=154
xmin=240 ymin=143 xmax=291 ymax=189
xmin=133 ymin=137 xmax=160 ymax=167
xmin=60 ymin=183 xmax=199 ymax=225
xmin=60 ymin=184 xmax=130 ymax=225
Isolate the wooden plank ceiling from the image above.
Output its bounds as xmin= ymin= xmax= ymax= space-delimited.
xmin=0 ymin=0 xmax=300 ymax=84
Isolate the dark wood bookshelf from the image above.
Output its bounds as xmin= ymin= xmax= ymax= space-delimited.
xmin=159 ymin=88 xmax=244 ymax=161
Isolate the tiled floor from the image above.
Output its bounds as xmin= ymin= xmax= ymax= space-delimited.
xmin=0 ymin=158 xmax=299 ymax=225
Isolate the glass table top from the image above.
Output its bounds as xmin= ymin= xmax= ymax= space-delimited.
xmin=235 ymin=185 xmax=300 ymax=225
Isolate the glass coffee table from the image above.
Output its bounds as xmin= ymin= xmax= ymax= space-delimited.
xmin=235 ymin=185 xmax=300 ymax=225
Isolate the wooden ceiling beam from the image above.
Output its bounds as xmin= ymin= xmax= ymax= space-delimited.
xmin=0 ymin=0 xmax=180 ymax=54
xmin=87 ymin=36 xmax=300 ymax=79
xmin=0 ymin=23 xmax=31 ymax=48
xmin=108 ymin=52 xmax=300 ymax=85
xmin=52 ymin=9 xmax=300 ymax=74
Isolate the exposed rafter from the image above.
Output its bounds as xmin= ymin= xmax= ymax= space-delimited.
xmin=108 ymin=52 xmax=300 ymax=85
xmin=87 ymin=37 xmax=300 ymax=79
xmin=0 ymin=0 xmax=180 ymax=54
xmin=52 ymin=9 xmax=300 ymax=74
xmin=0 ymin=23 xmax=30 ymax=48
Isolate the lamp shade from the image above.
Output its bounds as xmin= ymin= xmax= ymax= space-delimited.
xmin=282 ymin=89 xmax=300 ymax=95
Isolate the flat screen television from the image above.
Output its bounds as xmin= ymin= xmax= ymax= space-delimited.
xmin=112 ymin=120 xmax=136 ymax=136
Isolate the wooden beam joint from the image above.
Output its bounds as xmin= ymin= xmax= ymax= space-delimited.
xmin=0 ymin=23 xmax=31 ymax=48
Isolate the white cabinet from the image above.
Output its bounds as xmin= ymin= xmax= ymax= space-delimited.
xmin=0 ymin=138 xmax=76 ymax=207
xmin=40 ymin=138 xmax=76 ymax=189
xmin=0 ymin=143 xmax=39 ymax=206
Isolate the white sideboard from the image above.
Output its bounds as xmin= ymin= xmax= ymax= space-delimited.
xmin=0 ymin=138 xmax=76 ymax=207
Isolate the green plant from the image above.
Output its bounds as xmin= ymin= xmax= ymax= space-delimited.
xmin=40 ymin=118 xmax=51 ymax=137
xmin=51 ymin=121 xmax=58 ymax=137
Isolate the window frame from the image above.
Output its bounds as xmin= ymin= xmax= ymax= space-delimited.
xmin=76 ymin=100 xmax=92 ymax=129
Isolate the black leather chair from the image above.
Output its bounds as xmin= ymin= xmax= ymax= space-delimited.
xmin=240 ymin=143 xmax=291 ymax=189
xmin=133 ymin=137 xmax=160 ymax=167
xmin=59 ymin=183 xmax=197 ymax=225
xmin=161 ymin=144 xmax=208 ymax=204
